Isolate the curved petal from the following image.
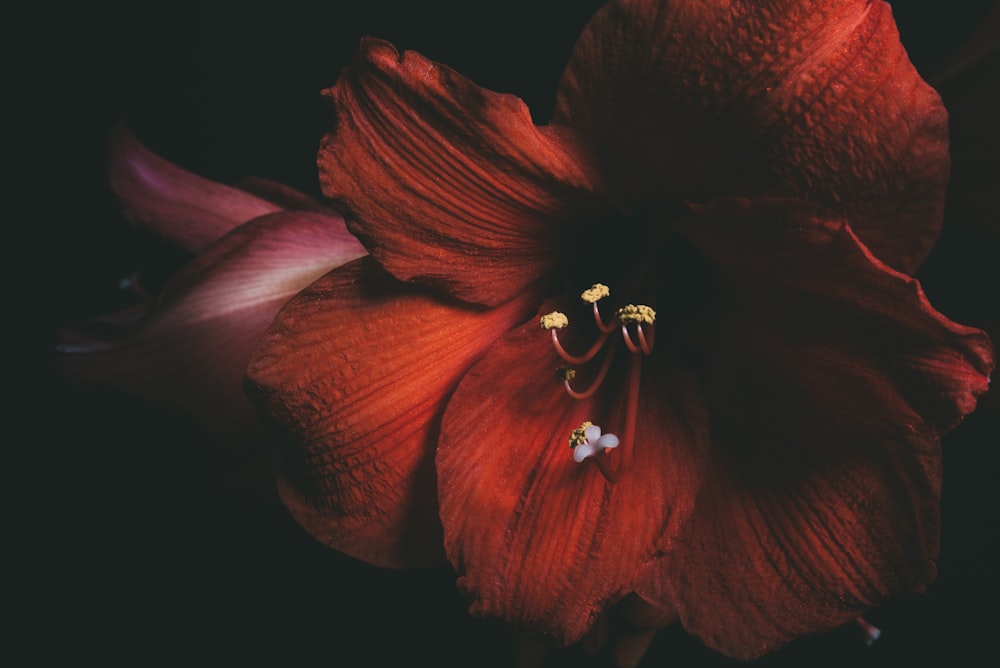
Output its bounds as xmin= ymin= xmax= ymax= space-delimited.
xmin=437 ymin=303 xmax=709 ymax=644
xmin=58 ymin=210 xmax=365 ymax=438
xmin=244 ymin=258 xmax=542 ymax=568
xmin=109 ymin=125 xmax=284 ymax=252
xmin=318 ymin=38 xmax=607 ymax=306
xmin=234 ymin=176 xmax=340 ymax=215
xmin=554 ymin=0 xmax=949 ymax=274
xmin=643 ymin=198 xmax=993 ymax=658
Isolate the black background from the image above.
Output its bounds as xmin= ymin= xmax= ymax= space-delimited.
xmin=35 ymin=1 xmax=998 ymax=665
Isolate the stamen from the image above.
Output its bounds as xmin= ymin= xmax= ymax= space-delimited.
xmin=580 ymin=283 xmax=618 ymax=334
xmin=617 ymin=304 xmax=656 ymax=355
xmin=543 ymin=287 xmax=654 ymax=482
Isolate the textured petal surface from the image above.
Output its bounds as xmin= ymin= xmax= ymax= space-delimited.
xmin=437 ymin=304 xmax=709 ymax=644
xmin=643 ymin=198 xmax=994 ymax=658
xmin=245 ymin=258 xmax=542 ymax=568
xmin=554 ymin=0 xmax=949 ymax=273
xmin=318 ymin=38 xmax=607 ymax=306
xmin=109 ymin=125 xmax=284 ymax=252
xmin=59 ymin=210 xmax=365 ymax=437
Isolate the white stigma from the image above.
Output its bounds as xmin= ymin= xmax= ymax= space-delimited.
xmin=572 ymin=424 xmax=620 ymax=463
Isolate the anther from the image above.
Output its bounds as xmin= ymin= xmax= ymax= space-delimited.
xmin=580 ymin=283 xmax=610 ymax=304
xmin=615 ymin=304 xmax=656 ymax=325
xmin=540 ymin=311 xmax=569 ymax=330
xmin=556 ymin=365 xmax=576 ymax=382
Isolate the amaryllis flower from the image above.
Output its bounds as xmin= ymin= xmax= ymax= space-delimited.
xmin=58 ymin=126 xmax=367 ymax=440
xmin=248 ymin=2 xmax=992 ymax=665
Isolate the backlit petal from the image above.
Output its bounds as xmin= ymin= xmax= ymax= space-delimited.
xmin=555 ymin=0 xmax=949 ymax=273
xmin=437 ymin=306 xmax=708 ymax=644
xmin=110 ymin=125 xmax=283 ymax=252
xmin=318 ymin=38 xmax=606 ymax=306
xmin=245 ymin=258 xmax=541 ymax=568
xmin=58 ymin=210 xmax=364 ymax=437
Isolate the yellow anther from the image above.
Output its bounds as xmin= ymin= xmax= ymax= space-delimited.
xmin=556 ymin=365 xmax=576 ymax=382
xmin=580 ymin=283 xmax=610 ymax=304
xmin=615 ymin=304 xmax=656 ymax=325
xmin=568 ymin=421 xmax=594 ymax=448
xmin=540 ymin=311 xmax=569 ymax=330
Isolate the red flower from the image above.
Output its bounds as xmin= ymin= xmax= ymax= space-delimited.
xmin=244 ymin=0 xmax=994 ymax=659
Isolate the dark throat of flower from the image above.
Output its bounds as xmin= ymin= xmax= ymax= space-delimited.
xmin=542 ymin=288 xmax=655 ymax=484
xmin=541 ymin=209 xmax=719 ymax=484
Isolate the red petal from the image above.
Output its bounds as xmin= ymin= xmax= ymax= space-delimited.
xmin=58 ymin=210 xmax=364 ymax=438
xmin=437 ymin=308 xmax=709 ymax=644
xmin=245 ymin=258 xmax=541 ymax=568
xmin=318 ymin=38 xmax=606 ymax=306
xmin=109 ymin=125 xmax=284 ymax=253
xmin=555 ymin=0 xmax=949 ymax=274
xmin=642 ymin=198 xmax=993 ymax=658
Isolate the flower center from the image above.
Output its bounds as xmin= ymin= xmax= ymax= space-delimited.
xmin=540 ymin=283 xmax=656 ymax=483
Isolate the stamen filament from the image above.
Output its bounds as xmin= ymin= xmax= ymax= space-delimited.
xmin=564 ymin=338 xmax=620 ymax=399
xmin=622 ymin=325 xmax=641 ymax=354
xmin=637 ymin=324 xmax=654 ymax=355
xmin=593 ymin=352 xmax=641 ymax=484
xmin=551 ymin=328 xmax=610 ymax=365
xmin=592 ymin=303 xmax=617 ymax=333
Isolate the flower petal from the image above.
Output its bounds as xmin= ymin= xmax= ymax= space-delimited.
xmin=555 ymin=0 xmax=949 ymax=273
xmin=645 ymin=198 xmax=993 ymax=658
xmin=109 ymin=125 xmax=284 ymax=253
xmin=318 ymin=38 xmax=606 ymax=306
xmin=234 ymin=176 xmax=339 ymax=215
xmin=58 ymin=210 xmax=365 ymax=438
xmin=437 ymin=306 xmax=709 ymax=644
xmin=244 ymin=258 xmax=542 ymax=568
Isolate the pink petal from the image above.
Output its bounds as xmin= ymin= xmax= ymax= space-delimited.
xmin=109 ymin=125 xmax=284 ymax=252
xmin=59 ymin=210 xmax=365 ymax=438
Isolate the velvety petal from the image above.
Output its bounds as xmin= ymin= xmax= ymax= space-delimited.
xmin=318 ymin=38 xmax=607 ymax=306
xmin=639 ymin=198 xmax=993 ymax=658
xmin=109 ymin=125 xmax=284 ymax=253
xmin=555 ymin=0 xmax=949 ymax=274
xmin=58 ymin=210 xmax=365 ymax=438
xmin=437 ymin=305 xmax=709 ymax=644
xmin=244 ymin=258 xmax=542 ymax=568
